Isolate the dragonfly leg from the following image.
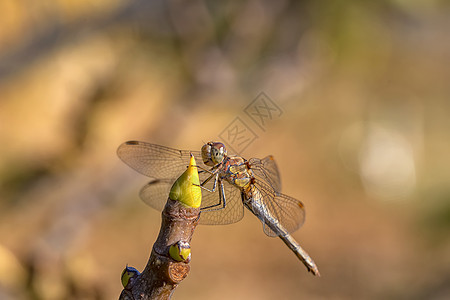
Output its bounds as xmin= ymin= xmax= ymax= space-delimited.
xmin=196 ymin=165 xmax=216 ymax=175
xmin=196 ymin=172 xmax=219 ymax=193
xmin=200 ymin=180 xmax=227 ymax=211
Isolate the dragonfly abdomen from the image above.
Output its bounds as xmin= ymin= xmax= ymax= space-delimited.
xmin=278 ymin=232 xmax=320 ymax=276
xmin=246 ymin=187 xmax=320 ymax=276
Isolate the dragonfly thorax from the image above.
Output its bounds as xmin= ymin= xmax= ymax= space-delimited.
xmin=222 ymin=156 xmax=253 ymax=189
xmin=201 ymin=142 xmax=227 ymax=166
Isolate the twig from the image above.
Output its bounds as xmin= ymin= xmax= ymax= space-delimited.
xmin=119 ymin=199 xmax=200 ymax=299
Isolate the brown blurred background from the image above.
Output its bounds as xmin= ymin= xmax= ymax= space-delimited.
xmin=1 ymin=0 xmax=449 ymax=299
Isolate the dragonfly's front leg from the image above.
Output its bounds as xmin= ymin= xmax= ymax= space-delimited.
xmin=196 ymin=164 xmax=216 ymax=175
xmin=196 ymin=169 xmax=219 ymax=193
xmin=200 ymin=179 xmax=227 ymax=211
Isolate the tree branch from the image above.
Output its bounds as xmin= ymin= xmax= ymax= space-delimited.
xmin=119 ymin=198 xmax=200 ymax=299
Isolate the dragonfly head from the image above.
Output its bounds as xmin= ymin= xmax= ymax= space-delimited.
xmin=201 ymin=142 xmax=227 ymax=166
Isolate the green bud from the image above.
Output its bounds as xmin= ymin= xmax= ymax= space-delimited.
xmin=169 ymin=241 xmax=191 ymax=262
xmin=169 ymin=154 xmax=202 ymax=208
xmin=121 ymin=265 xmax=140 ymax=289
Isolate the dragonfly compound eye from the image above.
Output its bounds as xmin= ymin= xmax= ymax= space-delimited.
xmin=201 ymin=143 xmax=214 ymax=166
xmin=211 ymin=142 xmax=227 ymax=164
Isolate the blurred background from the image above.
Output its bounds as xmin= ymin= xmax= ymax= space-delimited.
xmin=1 ymin=0 xmax=449 ymax=299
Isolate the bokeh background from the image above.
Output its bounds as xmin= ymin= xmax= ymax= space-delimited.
xmin=1 ymin=0 xmax=449 ymax=299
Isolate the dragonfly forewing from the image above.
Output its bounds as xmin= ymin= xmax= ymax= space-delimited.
xmin=117 ymin=141 xmax=203 ymax=179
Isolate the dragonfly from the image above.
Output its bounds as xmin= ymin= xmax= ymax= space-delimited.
xmin=117 ymin=141 xmax=320 ymax=276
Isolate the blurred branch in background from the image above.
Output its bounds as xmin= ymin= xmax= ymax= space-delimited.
xmin=0 ymin=0 xmax=167 ymax=81
xmin=0 ymin=0 xmax=449 ymax=299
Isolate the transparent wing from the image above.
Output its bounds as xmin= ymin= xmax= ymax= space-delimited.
xmin=249 ymin=156 xmax=282 ymax=192
xmin=252 ymin=180 xmax=305 ymax=237
xmin=117 ymin=141 xmax=204 ymax=179
xmin=139 ymin=173 xmax=244 ymax=225
xmin=139 ymin=179 xmax=173 ymax=212
xmin=198 ymin=179 xmax=244 ymax=225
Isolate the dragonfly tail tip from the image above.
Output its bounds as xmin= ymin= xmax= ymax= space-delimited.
xmin=311 ymin=268 xmax=320 ymax=277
